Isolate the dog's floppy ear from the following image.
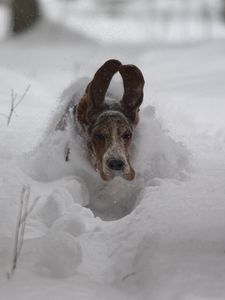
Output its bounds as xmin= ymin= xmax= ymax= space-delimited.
xmin=76 ymin=59 xmax=121 ymax=128
xmin=88 ymin=59 xmax=122 ymax=109
xmin=119 ymin=64 xmax=145 ymax=125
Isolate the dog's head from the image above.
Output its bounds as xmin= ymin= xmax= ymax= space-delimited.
xmin=76 ymin=59 xmax=145 ymax=181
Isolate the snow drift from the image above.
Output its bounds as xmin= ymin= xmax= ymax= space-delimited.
xmin=0 ymin=32 xmax=225 ymax=299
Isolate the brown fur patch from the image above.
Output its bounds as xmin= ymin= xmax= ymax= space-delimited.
xmin=75 ymin=59 xmax=144 ymax=181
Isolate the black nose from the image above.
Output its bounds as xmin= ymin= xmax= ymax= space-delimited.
xmin=107 ymin=159 xmax=125 ymax=171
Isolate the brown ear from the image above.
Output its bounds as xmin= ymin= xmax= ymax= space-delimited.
xmin=119 ymin=64 xmax=145 ymax=124
xmin=88 ymin=59 xmax=122 ymax=109
xmin=76 ymin=59 xmax=121 ymax=129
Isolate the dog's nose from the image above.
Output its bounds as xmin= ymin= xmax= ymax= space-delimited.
xmin=107 ymin=159 xmax=125 ymax=171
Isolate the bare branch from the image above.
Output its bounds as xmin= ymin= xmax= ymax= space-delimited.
xmin=7 ymin=185 xmax=26 ymax=279
xmin=7 ymin=89 xmax=16 ymax=126
xmin=17 ymin=185 xmax=30 ymax=257
xmin=20 ymin=195 xmax=40 ymax=224
xmin=7 ymin=184 xmax=39 ymax=279
xmin=122 ymin=272 xmax=136 ymax=282
xmin=7 ymin=84 xmax=31 ymax=126
xmin=14 ymin=84 xmax=31 ymax=110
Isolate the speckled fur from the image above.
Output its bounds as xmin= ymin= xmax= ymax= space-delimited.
xmin=75 ymin=59 xmax=145 ymax=181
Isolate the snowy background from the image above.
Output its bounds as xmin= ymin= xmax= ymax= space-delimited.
xmin=0 ymin=0 xmax=225 ymax=299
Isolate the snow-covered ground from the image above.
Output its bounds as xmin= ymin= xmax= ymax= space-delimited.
xmin=2 ymin=0 xmax=225 ymax=43
xmin=42 ymin=0 xmax=225 ymax=44
xmin=0 ymin=23 xmax=225 ymax=299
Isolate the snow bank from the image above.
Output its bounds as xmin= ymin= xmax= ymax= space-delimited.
xmin=23 ymin=75 xmax=189 ymax=220
xmin=1 ymin=32 xmax=225 ymax=299
xmin=0 ymin=69 xmax=190 ymax=290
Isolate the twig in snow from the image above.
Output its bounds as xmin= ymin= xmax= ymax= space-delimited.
xmin=20 ymin=195 xmax=40 ymax=225
xmin=7 ymin=89 xmax=16 ymax=126
xmin=7 ymin=185 xmax=27 ymax=279
xmin=14 ymin=85 xmax=30 ymax=110
xmin=7 ymin=184 xmax=39 ymax=279
xmin=7 ymin=84 xmax=31 ymax=126
xmin=122 ymin=272 xmax=136 ymax=282
xmin=16 ymin=186 xmax=30 ymax=257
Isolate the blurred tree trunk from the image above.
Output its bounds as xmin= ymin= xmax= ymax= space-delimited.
xmin=222 ymin=0 xmax=225 ymax=21
xmin=11 ymin=0 xmax=40 ymax=34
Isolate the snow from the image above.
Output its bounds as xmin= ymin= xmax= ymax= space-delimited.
xmin=40 ymin=0 xmax=225 ymax=44
xmin=0 ymin=21 xmax=225 ymax=300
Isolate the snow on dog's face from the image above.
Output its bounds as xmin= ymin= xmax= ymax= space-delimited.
xmin=76 ymin=59 xmax=145 ymax=181
xmin=88 ymin=111 xmax=134 ymax=181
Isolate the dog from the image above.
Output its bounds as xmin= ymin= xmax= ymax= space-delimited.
xmin=60 ymin=59 xmax=145 ymax=181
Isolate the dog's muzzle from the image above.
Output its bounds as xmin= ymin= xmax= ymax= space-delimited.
xmin=107 ymin=159 xmax=125 ymax=171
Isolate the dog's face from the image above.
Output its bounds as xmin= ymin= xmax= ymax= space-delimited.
xmin=88 ymin=112 xmax=135 ymax=181
xmin=76 ymin=59 xmax=144 ymax=181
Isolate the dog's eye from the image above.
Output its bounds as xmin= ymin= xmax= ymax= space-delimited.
xmin=94 ymin=133 xmax=105 ymax=141
xmin=122 ymin=132 xmax=132 ymax=141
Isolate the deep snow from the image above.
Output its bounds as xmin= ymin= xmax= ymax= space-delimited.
xmin=0 ymin=23 xmax=225 ymax=299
